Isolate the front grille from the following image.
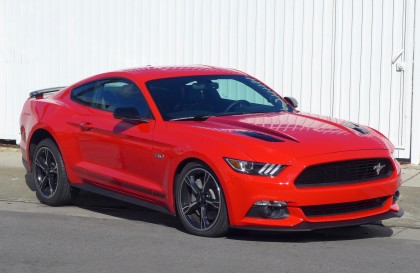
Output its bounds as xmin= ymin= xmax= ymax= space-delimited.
xmin=295 ymin=158 xmax=393 ymax=188
xmin=301 ymin=196 xmax=389 ymax=217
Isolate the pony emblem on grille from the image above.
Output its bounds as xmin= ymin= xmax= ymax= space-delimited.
xmin=373 ymin=163 xmax=386 ymax=175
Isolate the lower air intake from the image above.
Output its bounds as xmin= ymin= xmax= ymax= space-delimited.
xmin=301 ymin=196 xmax=389 ymax=217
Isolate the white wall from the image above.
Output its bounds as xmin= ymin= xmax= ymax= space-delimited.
xmin=0 ymin=0 xmax=418 ymax=163
xmin=411 ymin=0 xmax=420 ymax=165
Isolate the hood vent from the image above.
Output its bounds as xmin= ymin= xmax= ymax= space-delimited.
xmin=342 ymin=122 xmax=369 ymax=135
xmin=236 ymin=131 xmax=284 ymax=142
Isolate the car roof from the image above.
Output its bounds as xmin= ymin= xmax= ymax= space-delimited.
xmin=63 ymin=65 xmax=248 ymax=94
xmin=121 ymin=65 xmax=246 ymax=81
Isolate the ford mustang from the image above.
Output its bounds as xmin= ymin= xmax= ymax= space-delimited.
xmin=20 ymin=65 xmax=403 ymax=237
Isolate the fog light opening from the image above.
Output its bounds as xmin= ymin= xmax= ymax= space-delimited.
xmin=246 ymin=201 xmax=289 ymax=219
xmin=393 ymin=190 xmax=400 ymax=204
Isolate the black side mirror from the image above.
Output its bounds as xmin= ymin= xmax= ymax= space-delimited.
xmin=113 ymin=107 xmax=149 ymax=122
xmin=284 ymin=97 xmax=298 ymax=108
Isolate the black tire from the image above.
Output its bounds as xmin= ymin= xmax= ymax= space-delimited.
xmin=175 ymin=162 xmax=229 ymax=237
xmin=32 ymin=138 xmax=77 ymax=206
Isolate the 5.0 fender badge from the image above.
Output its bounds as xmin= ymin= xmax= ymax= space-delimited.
xmin=154 ymin=153 xmax=165 ymax=159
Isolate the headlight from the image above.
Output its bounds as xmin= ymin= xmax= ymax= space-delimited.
xmin=224 ymin=158 xmax=285 ymax=176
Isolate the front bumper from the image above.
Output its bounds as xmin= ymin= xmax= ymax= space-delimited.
xmin=221 ymin=149 xmax=403 ymax=229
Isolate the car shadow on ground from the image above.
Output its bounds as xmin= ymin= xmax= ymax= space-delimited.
xmin=71 ymin=189 xmax=395 ymax=242
xmin=24 ymin=173 xmax=182 ymax=229
xmin=72 ymin=190 xmax=184 ymax=230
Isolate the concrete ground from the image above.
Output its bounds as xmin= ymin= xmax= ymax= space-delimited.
xmin=1 ymin=147 xmax=420 ymax=273
xmin=1 ymin=146 xmax=419 ymax=231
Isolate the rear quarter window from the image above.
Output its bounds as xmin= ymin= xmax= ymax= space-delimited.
xmin=70 ymin=82 xmax=96 ymax=106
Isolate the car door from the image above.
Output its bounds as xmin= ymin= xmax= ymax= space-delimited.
xmin=71 ymin=78 xmax=163 ymax=201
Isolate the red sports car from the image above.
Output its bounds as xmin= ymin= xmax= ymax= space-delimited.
xmin=20 ymin=65 xmax=402 ymax=237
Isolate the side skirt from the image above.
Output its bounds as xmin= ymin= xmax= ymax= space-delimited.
xmin=72 ymin=183 xmax=173 ymax=216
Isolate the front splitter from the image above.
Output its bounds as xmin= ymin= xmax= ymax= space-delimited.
xmin=233 ymin=209 xmax=404 ymax=232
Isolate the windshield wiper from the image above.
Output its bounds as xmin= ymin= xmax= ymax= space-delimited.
xmin=169 ymin=110 xmax=283 ymax=121
xmin=169 ymin=115 xmax=212 ymax=121
xmin=248 ymin=110 xmax=287 ymax=114
xmin=213 ymin=112 xmax=246 ymax=117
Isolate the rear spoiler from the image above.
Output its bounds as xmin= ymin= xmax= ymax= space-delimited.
xmin=29 ymin=86 xmax=66 ymax=98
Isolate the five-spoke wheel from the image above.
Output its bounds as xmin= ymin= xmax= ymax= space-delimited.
xmin=176 ymin=162 xmax=228 ymax=237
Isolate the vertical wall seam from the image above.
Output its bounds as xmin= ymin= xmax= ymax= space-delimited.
xmin=291 ymin=0 xmax=296 ymax=96
xmin=339 ymin=0 xmax=344 ymax=117
xmin=349 ymin=0 xmax=354 ymax=121
xmin=378 ymin=0 xmax=384 ymax=130
xmin=388 ymin=0 xmax=395 ymax=138
xmin=281 ymin=0 xmax=286 ymax=94
xmin=272 ymin=0 xmax=277 ymax=89
xmin=301 ymin=0 xmax=307 ymax=109
xmin=368 ymin=1 xmax=374 ymax=126
xmin=308 ymin=0 xmax=314 ymax=111
xmin=399 ymin=0 xmax=407 ymax=145
xmin=319 ymin=0 xmax=325 ymax=114
xmin=357 ymin=0 xmax=364 ymax=124
xmin=331 ymin=0 xmax=337 ymax=116
xmin=408 ymin=0 xmax=417 ymax=160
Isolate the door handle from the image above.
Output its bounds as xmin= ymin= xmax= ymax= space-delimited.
xmin=79 ymin=122 xmax=94 ymax=131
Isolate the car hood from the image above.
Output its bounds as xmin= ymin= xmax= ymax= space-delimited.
xmin=187 ymin=112 xmax=392 ymax=160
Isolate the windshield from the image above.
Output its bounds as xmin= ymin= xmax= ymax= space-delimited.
xmin=146 ymin=75 xmax=294 ymax=121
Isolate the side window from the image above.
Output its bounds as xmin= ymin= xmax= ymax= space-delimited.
xmin=92 ymin=80 xmax=152 ymax=118
xmin=70 ymin=82 xmax=96 ymax=106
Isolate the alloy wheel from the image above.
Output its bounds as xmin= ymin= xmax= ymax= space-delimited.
xmin=179 ymin=168 xmax=222 ymax=231
xmin=34 ymin=146 xmax=59 ymax=198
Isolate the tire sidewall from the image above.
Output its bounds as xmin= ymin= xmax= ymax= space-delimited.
xmin=32 ymin=139 xmax=70 ymax=206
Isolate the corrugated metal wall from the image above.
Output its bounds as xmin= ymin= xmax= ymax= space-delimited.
xmin=0 ymin=0 xmax=417 ymax=161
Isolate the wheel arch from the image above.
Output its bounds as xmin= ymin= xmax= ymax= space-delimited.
xmin=27 ymin=128 xmax=59 ymax=172
xmin=171 ymin=157 xmax=205 ymax=215
xmin=170 ymin=156 xmax=231 ymax=225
